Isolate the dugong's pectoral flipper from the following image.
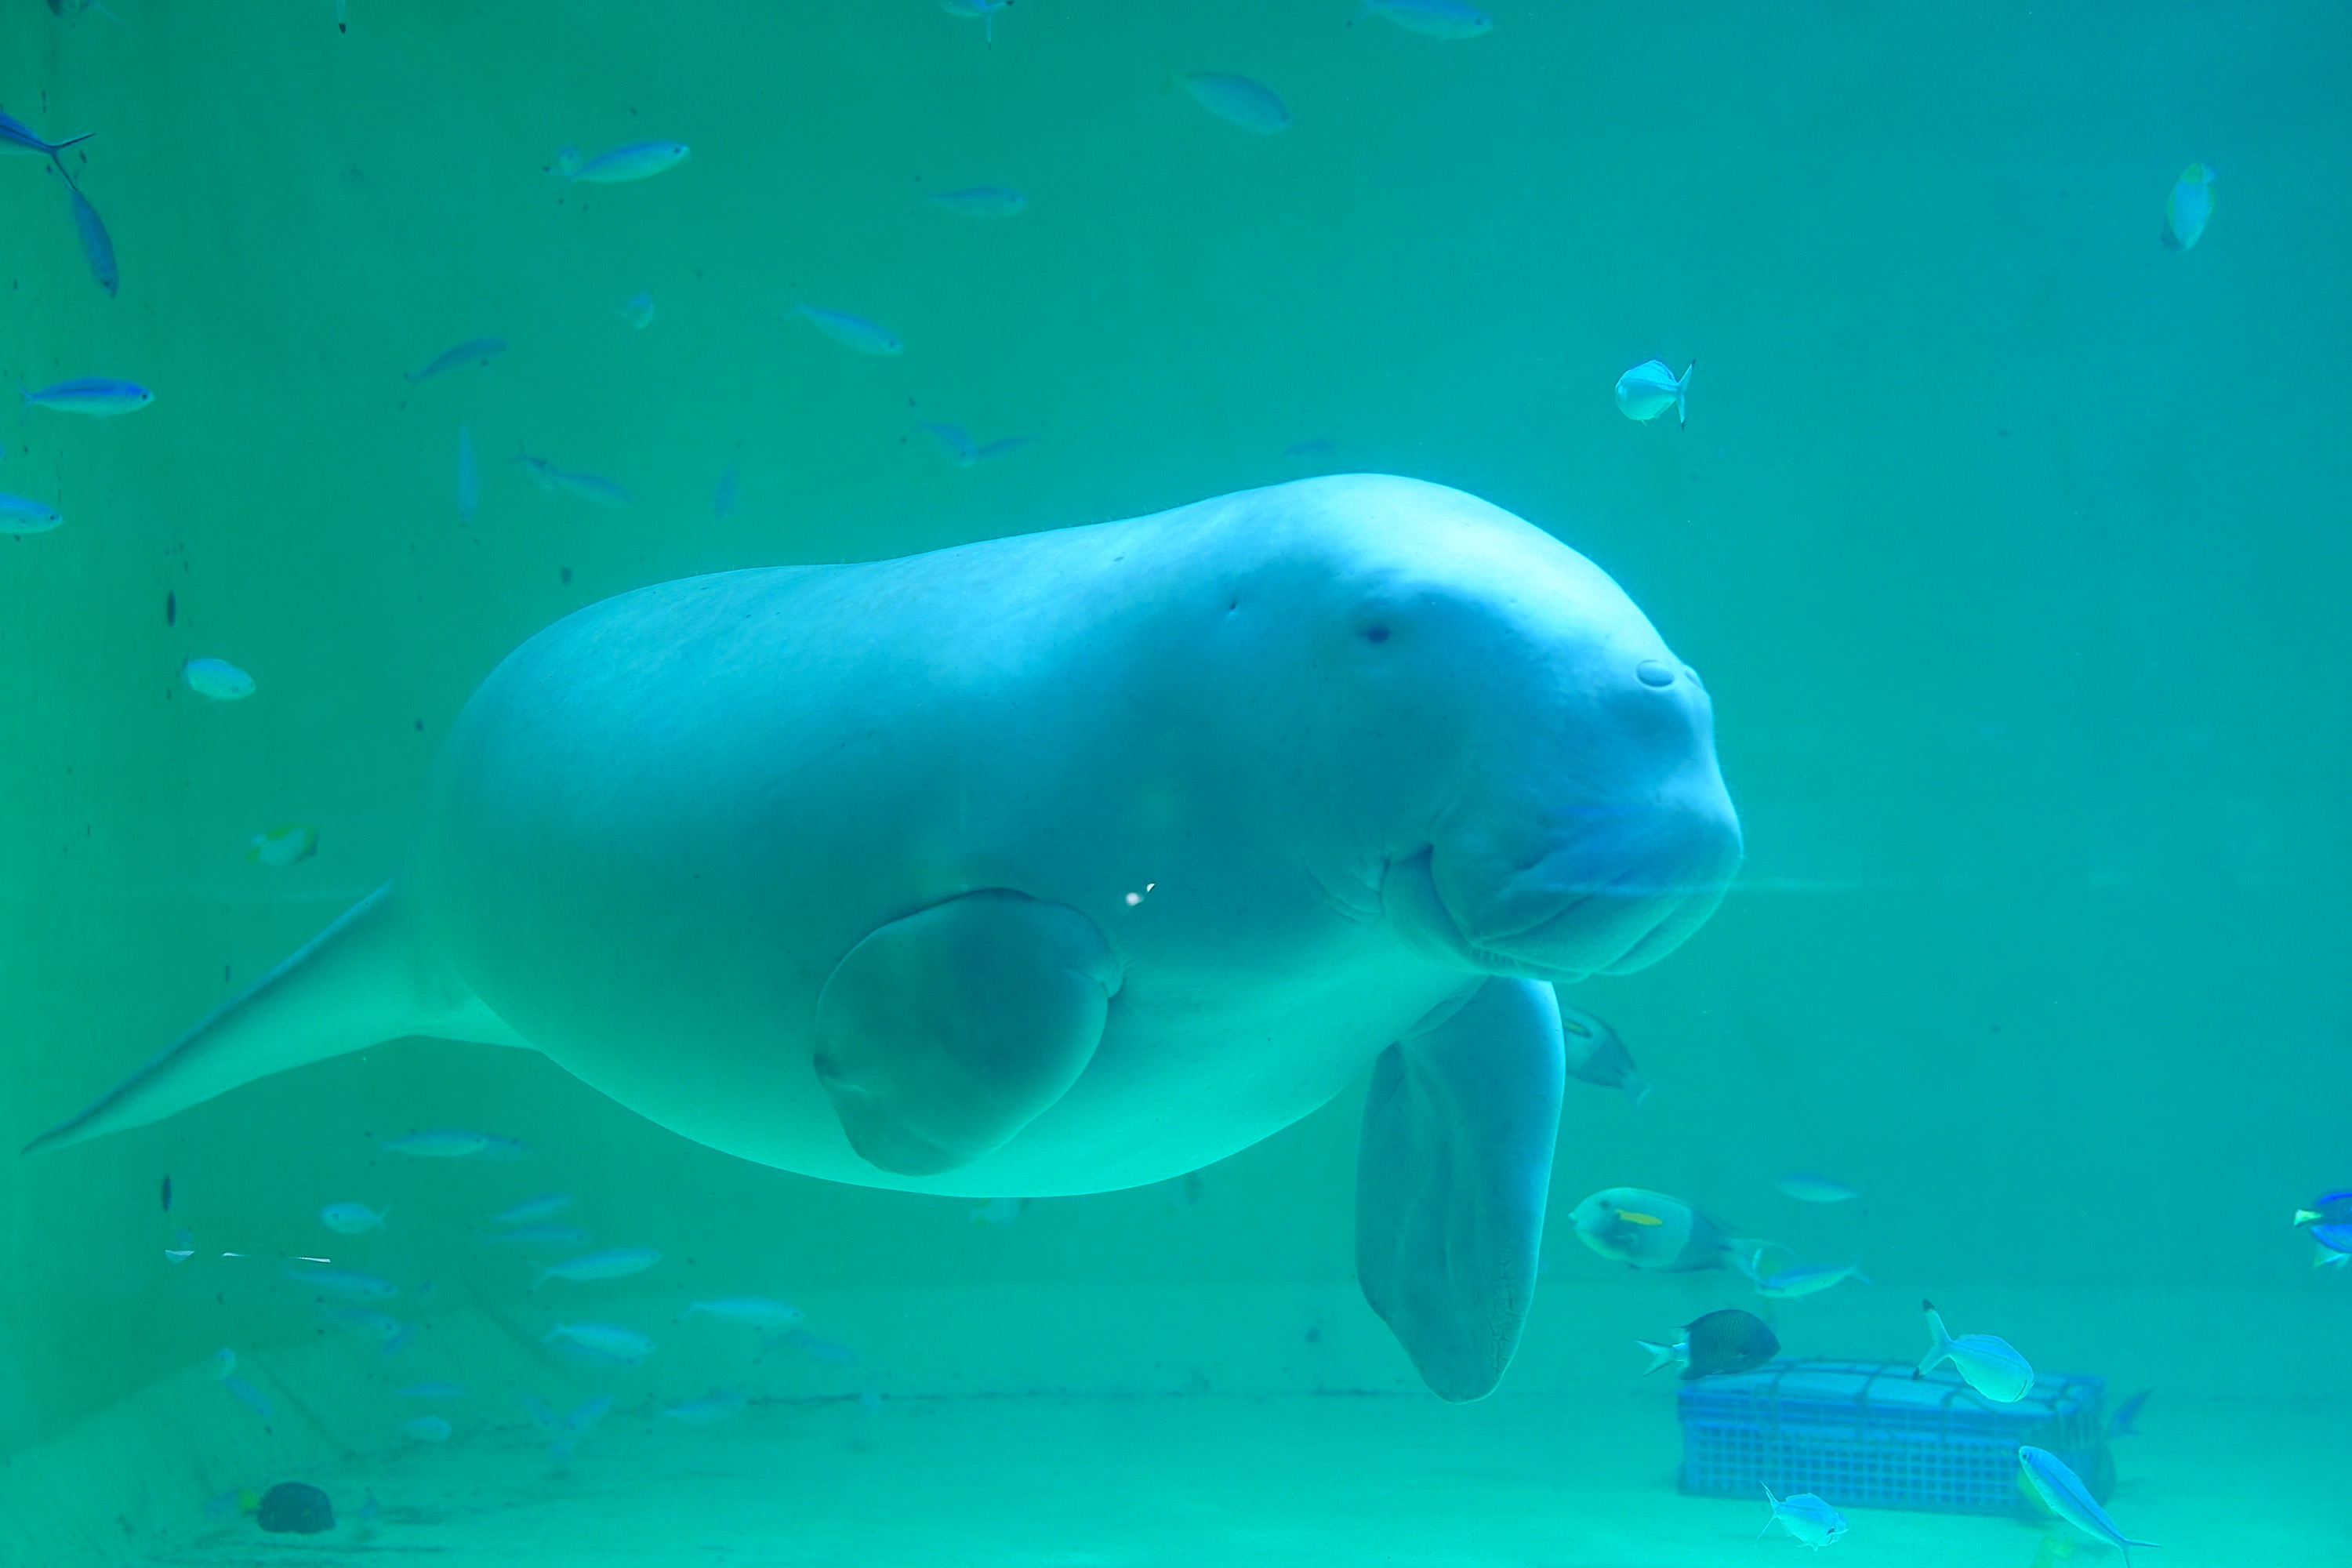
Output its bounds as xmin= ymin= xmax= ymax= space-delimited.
xmin=815 ymin=890 xmax=1123 ymax=1177
xmin=23 ymin=884 xmax=521 ymax=1154
xmin=1355 ymin=976 xmax=1566 ymax=1401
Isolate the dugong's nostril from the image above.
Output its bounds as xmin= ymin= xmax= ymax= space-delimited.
xmin=1635 ymin=659 xmax=1676 ymax=688
xmin=1682 ymin=666 xmax=1702 ymax=688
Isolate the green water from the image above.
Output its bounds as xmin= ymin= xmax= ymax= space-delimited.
xmin=2 ymin=3 xmax=2347 ymax=1565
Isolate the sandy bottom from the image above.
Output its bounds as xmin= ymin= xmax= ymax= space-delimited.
xmin=141 ymin=1390 xmax=2339 ymax=1568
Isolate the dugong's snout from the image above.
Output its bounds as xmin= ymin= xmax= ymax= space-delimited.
xmin=1385 ymin=652 xmax=1743 ymax=983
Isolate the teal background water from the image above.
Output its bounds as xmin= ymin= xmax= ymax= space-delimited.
xmin=2 ymin=3 xmax=2347 ymax=1563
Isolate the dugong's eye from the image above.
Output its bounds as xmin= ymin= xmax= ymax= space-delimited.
xmin=1362 ymin=625 xmax=1390 ymax=644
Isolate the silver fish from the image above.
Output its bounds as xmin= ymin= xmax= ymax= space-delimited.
xmin=557 ymin=141 xmax=690 ymax=184
xmin=287 ymin=1265 xmax=397 ymax=1301
xmin=401 ymin=1415 xmax=452 ymax=1442
xmin=489 ymin=1192 xmax=574 ymax=1226
xmin=938 ymin=0 xmax=1008 ymax=43
xmin=1918 ymin=1298 xmax=2034 ymax=1402
xmin=65 ymin=182 xmax=116 ymax=297
xmin=2019 ymin=1446 xmax=2156 ymax=1566
xmin=379 ymin=1127 xmax=489 ymax=1157
xmin=543 ymin=1321 xmax=654 ymax=1361
xmin=405 ymin=337 xmax=506 ymax=383
xmin=1182 ymin=72 xmax=1290 ymax=135
xmin=796 ymin=303 xmax=903 ymax=356
xmin=1760 ymin=1485 xmax=1848 ymax=1548
xmin=682 ymin=1296 xmax=804 ymax=1330
xmin=519 ymin=452 xmax=630 ymax=507
xmin=662 ymin=1388 xmax=748 ymax=1425
xmin=322 ymin=1307 xmax=405 ymax=1343
xmin=1359 ymin=0 xmax=1494 ymax=38
xmin=1751 ymin=1261 xmax=1870 ymax=1300
xmin=528 ymin=1246 xmax=660 ymax=1287
xmin=180 ymin=657 xmax=255 ymax=701
xmin=1615 ymin=358 xmax=1692 ymax=426
xmin=927 ymin=185 xmax=1026 ymax=217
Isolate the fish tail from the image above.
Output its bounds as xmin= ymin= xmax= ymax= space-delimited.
xmin=49 ymin=131 xmax=94 ymax=154
xmin=1675 ymin=360 xmax=1695 ymax=429
xmin=1757 ymin=1483 xmax=1779 ymax=1537
xmin=1619 ymin=1070 xmax=1653 ymax=1109
xmin=23 ymin=885 xmax=526 ymax=1156
xmin=1918 ymin=1298 xmax=1953 ymax=1375
xmin=1635 ymin=1338 xmax=1675 ymax=1375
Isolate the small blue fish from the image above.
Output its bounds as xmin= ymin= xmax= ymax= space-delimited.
xmin=519 ymin=451 xmax=630 ymax=507
xmin=970 ymin=1195 xmax=1029 ymax=1226
xmin=379 ymin=1127 xmax=490 ymax=1158
xmin=287 ymin=1265 xmax=397 ymax=1301
xmin=396 ymin=1381 xmax=466 ymax=1399
xmin=401 ymin=1415 xmax=452 ymax=1442
xmin=973 ymin=436 xmax=1030 ymax=463
xmin=474 ymin=1132 xmax=532 ymax=1160
xmin=1283 ymin=437 xmax=1336 ymax=459
xmin=1918 ymin=1299 xmax=2034 ymax=1403
xmin=713 ymin=466 xmax=739 ymax=517
xmin=1760 ymin=1485 xmax=1849 ymax=1548
xmin=489 ymin=1192 xmax=575 ymax=1226
xmin=405 ymin=338 xmax=505 ymax=383
xmin=796 ymin=303 xmax=903 ymax=356
xmin=23 ymin=376 xmax=152 ymax=416
xmin=927 ymin=185 xmax=1026 ymax=217
xmin=619 ymin=291 xmax=656 ymax=328
xmin=0 ymin=492 xmax=62 ymax=533
xmin=65 ymin=183 xmax=116 ymax=297
xmin=1181 ymin=72 xmax=1290 ymax=135
xmin=2107 ymin=1388 xmax=2151 ymax=1439
xmin=456 ymin=424 xmax=478 ymax=523
xmin=181 ymin=657 xmax=255 ymax=701
xmin=556 ymin=141 xmax=690 ymax=184
xmin=1357 ymin=0 xmax=1494 ymax=38
xmin=0 ymin=108 xmax=93 ymax=162
xmin=2019 ymin=1446 xmax=2156 ymax=1566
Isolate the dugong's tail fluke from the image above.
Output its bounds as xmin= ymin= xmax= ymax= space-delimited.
xmin=23 ymin=884 xmax=517 ymax=1155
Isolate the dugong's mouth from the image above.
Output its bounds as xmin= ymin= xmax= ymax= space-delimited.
xmin=1383 ymin=841 xmax=1737 ymax=984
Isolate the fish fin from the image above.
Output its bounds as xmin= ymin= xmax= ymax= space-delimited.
xmin=1918 ymin=1298 xmax=1954 ymax=1375
xmin=1635 ymin=1338 xmax=1675 ymax=1375
xmin=1758 ymin=1483 xmax=1780 ymax=1537
xmin=1355 ymin=976 xmax=1563 ymax=1403
xmin=23 ymin=884 xmax=525 ymax=1154
xmin=815 ymin=891 xmax=1120 ymax=1176
xmin=1620 ymin=1070 xmax=1653 ymax=1109
xmin=1675 ymin=360 xmax=1694 ymax=429
xmin=49 ymin=131 xmax=93 ymax=154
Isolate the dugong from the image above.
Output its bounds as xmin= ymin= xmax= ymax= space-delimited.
xmin=28 ymin=474 xmax=1740 ymax=1400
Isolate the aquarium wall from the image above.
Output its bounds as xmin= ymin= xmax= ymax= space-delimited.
xmin=3 ymin=3 xmax=2347 ymax=1564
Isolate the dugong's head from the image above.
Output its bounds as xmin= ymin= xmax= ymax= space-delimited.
xmin=1258 ymin=477 xmax=1743 ymax=984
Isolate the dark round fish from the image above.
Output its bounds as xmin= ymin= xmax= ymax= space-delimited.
xmin=1682 ymin=1308 xmax=1779 ymax=1380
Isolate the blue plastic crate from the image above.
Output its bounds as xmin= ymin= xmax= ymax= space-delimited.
xmin=1676 ymin=1359 xmax=2111 ymax=1517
